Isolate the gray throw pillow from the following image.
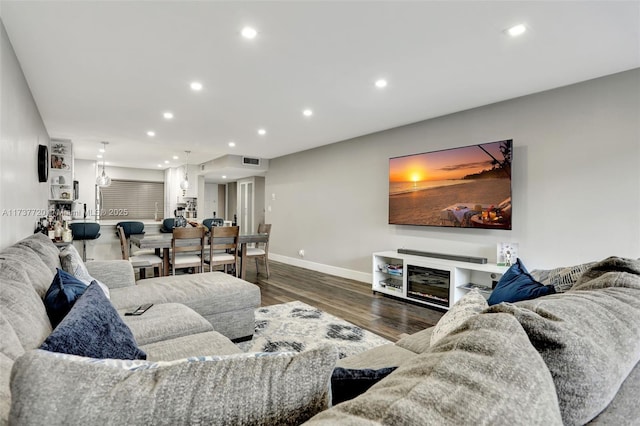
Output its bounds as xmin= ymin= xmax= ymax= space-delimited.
xmin=59 ymin=245 xmax=110 ymax=298
xmin=530 ymin=261 xmax=595 ymax=292
xmin=10 ymin=345 xmax=338 ymax=425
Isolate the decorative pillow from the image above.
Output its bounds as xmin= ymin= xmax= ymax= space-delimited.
xmin=40 ymin=281 xmax=146 ymax=360
xmin=331 ymin=366 xmax=397 ymax=405
xmin=487 ymin=259 xmax=555 ymax=306
xmin=530 ymin=261 xmax=596 ymax=292
xmin=10 ymin=346 xmax=338 ymax=425
xmin=58 ymin=245 xmax=110 ymax=298
xmin=43 ymin=269 xmax=88 ymax=328
xmin=430 ymin=288 xmax=488 ymax=346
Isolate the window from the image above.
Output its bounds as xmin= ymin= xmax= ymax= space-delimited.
xmin=99 ymin=180 xmax=164 ymax=220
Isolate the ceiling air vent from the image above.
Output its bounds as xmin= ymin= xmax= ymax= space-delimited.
xmin=242 ymin=156 xmax=261 ymax=166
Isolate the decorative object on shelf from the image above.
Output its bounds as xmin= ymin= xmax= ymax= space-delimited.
xmin=180 ymin=150 xmax=191 ymax=195
xmin=96 ymin=141 xmax=111 ymax=188
xmin=497 ymin=242 xmax=519 ymax=266
xmin=38 ymin=144 xmax=49 ymax=182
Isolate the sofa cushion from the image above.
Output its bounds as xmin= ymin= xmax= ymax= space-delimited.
xmin=430 ymin=288 xmax=487 ymax=346
xmin=306 ymin=313 xmax=562 ymax=425
xmin=111 ymin=272 xmax=260 ymax=340
xmin=490 ymin=257 xmax=640 ymax=425
xmin=331 ymin=366 xmax=397 ymax=405
xmin=0 ymin=311 xmax=24 ymax=426
xmin=40 ymin=282 xmax=146 ymax=360
xmin=395 ymin=327 xmax=434 ymax=354
xmin=336 ymin=343 xmax=416 ymax=370
xmin=0 ymin=258 xmax=52 ymax=350
xmin=0 ymin=352 xmax=13 ymax=426
xmin=43 ymin=269 xmax=88 ymax=328
xmin=140 ymin=330 xmax=243 ymax=361
xmin=14 ymin=233 xmax=61 ymax=296
xmin=120 ymin=303 xmax=214 ymax=346
xmin=86 ymin=260 xmax=136 ymax=289
xmin=59 ymin=245 xmax=110 ymax=298
xmin=10 ymin=346 xmax=338 ymax=425
xmin=488 ymin=258 xmax=555 ymax=305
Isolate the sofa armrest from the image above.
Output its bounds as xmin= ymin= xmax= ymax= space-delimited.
xmin=86 ymin=260 xmax=135 ymax=289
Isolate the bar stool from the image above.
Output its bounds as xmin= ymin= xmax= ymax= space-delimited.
xmin=69 ymin=222 xmax=101 ymax=262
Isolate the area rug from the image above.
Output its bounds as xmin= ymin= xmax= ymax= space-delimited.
xmin=237 ymin=301 xmax=391 ymax=358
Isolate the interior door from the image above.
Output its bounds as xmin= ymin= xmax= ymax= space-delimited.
xmin=239 ymin=180 xmax=254 ymax=234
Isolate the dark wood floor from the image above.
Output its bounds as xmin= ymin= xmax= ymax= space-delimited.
xmin=240 ymin=260 xmax=444 ymax=342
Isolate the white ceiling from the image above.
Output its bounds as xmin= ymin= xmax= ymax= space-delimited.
xmin=1 ymin=1 xmax=639 ymax=181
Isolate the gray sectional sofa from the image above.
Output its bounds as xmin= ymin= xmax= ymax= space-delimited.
xmin=2 ymin=232 xmax=640 ymax=425
xmin=0 ymin=233 xmax=259 ymax=424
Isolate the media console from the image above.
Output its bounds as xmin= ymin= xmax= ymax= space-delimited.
xmin=372 ymin=251 xmax=508 ymax=310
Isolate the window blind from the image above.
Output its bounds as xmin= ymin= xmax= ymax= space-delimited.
xmin=99 ymin=180 xmax=164 ymax=220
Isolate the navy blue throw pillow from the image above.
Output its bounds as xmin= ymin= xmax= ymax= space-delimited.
xmin=40 ymin=281 xmax=146 ymax=360
xmin=488 ymin=259 xmax=555 ymax=306
xmin=44 ymin=268 xmax=88 ymax=328
xmin=331 ymin=366 xmax=397 ymax=405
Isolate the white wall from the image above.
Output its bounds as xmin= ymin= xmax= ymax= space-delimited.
xmin=266 ymin=69 xmax=640 ymax=280
xmin=203 ymin=183 xmax=219 ymax=219
xmin=0 ymin=21 xmax=50 ymax=249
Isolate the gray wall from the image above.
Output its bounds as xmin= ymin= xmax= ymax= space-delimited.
xmin=265 ymin=69 xmax=640 ymax=279
xmin=0 ymin=20 xmax=50 ymax=249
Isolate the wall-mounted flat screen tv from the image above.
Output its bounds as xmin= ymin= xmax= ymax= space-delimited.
xmin=389 ymin=139 xmax=512 ymax=230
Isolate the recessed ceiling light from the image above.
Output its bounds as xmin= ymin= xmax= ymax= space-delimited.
xmin=147 ymin=130 xmax=155 ymax=137
xmin=190 ymin=82 xmax=203 ymax=91
xmin=164 ymin=160 xmax=169 ymax=164
xmin=172 ymin=155 xmax=179 ymax=160
xmin=505 ymin=24 xmax=526 ymax=37
xmin=241 ymin=26 xmax=258 ymax=39
xmin=99 ymin=148 xmax=105 ymax=153
xmin=163 ymin=112 xmax=174 ymax=119
xmin=258 ymin=128 xmax=267 ymax=136
xmin=375 ymin=79 xmax=388 ymax=89
xmin=303 ymin=109 xmax=313 ymax=117
xmin=96 ymin=154 xmax=103 ymax=159
xmin=157 ymin=164 xmax=162 ymax=168
xmin=228 ymin=141 xmax=236 ymax=147
xmin=222 ymin=175 xmax=227 ymax=179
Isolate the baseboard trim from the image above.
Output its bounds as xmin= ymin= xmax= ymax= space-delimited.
xmin=269 ymin=253 xmax=372 ymax=284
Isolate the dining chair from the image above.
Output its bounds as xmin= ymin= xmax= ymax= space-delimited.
xmin=203 ymin=218 xmax=225 ymax=231
xmin=244 ymin=223 xmax=272 ymax=277
xmin=170 ymin=226 xmax=205 ymax=275
xmin=69 ymin=222 xmax=101 ymax=262
xmin=204 ymin=225 xmax=239 ymax=276
xmin=116 ymin=225 xmax=163 ymax=279
xmin=115 ymin=220 xmax=156 ymax=256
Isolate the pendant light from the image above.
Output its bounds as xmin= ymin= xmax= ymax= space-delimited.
xmin=180 ymin=150 xmax=191 ymax=195
xmin=96 ymin=141 xmax=111 ymax=187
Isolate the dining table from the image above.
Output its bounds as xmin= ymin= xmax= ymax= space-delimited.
xmin=130 ymin=231 xmax=268 ymax=278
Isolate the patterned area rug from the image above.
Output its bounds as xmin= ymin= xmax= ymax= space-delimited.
xmin=237 ymin=301 xmax=391 ymax=358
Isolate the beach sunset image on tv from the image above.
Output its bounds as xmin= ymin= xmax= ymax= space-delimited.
xmin=389 ymin=139 xmax=512 ymax=229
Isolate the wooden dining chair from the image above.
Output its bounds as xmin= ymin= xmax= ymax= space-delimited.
xmin=117 ymin=225 xmax=163 ymax=279
xmin=170 ymin=226 xmax=205 ymax=275
xmin=205 ymin=226 xmax=239 ymax=276
xmin=244 ymin=223 xmax=272 ymax=277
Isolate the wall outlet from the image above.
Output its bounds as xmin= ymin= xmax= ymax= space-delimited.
xmin=298 ymin=249 xmax=305 ymax=258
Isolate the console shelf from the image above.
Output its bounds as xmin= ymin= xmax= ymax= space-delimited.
xmin=372 ymin=251 xmax=508 ymax=310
